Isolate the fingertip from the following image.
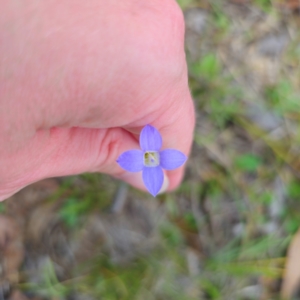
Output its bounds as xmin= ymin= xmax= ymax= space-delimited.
xmin=115 ymin=171 xmax=146 ymax=192
xmin=166 ymin=166 xmax=185 ymax=191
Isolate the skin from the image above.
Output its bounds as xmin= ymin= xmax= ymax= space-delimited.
xmin=0 ymin=0 xmax=195 ymax=201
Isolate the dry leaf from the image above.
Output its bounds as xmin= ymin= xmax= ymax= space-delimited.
xmin=281 ymin=227 xmax=300 ymax=299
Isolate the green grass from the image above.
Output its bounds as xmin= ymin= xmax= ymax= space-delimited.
xmin=0 ymin=202 xmax=5 ymax=213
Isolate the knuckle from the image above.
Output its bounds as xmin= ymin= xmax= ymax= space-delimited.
xmin=134 ymin=0 xmax=185 ymax=67
xmin=95 ymin=129 xmax=123 ymax=173
xmin=163 ymin=0 xmax=185 ymax=30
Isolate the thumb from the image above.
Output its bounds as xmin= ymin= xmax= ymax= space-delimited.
xmin=1 ymin=127 xmax=149 ymax=200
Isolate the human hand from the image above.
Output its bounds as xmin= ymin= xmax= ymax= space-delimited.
xmin=0 ymin=0 xmax=195 ymax=200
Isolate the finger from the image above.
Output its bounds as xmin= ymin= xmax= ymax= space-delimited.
xmin=41 ymin=127 xmax=173 ymax=194
xmin=150 ymin=87 xmax=195 ymax=191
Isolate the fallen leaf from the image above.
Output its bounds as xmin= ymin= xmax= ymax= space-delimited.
xmin=281 ymin=227 xmax=300 ymax=299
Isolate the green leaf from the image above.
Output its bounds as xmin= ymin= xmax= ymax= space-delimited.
xmin=183 ymin=213 xmax=198 ymax=231
xmin=254 ymin=0 xmax=273 ymax=12
xmin=259 ymin=191 xmax=273 ymax=205
xmin=200 ymin=280 xmax=221 ymax=299
xmin=160 ymin=222 xmax=183 ymax=247
xmin=0 ymin=203 xmax=5 ymax=213
xmin=59 ymin=197 xmax=90 ymax=227
xmin=284 ymin=218 xmax=300 ymax=234
xmin=234 ymin=154 xmax=262 ymax=172
xmin=265 ymin=80 xmax=300 ymax=114
xmin=191 ymin=54 xmax=221 ymax=79
xmin=176 ymin=0 xmax=194 ymax=9
xmin=288 ymin=181 xmax=300 ymax=199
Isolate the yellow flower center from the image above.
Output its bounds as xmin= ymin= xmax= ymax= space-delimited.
xmin=144 ymin=151 xmax=160 ymax=167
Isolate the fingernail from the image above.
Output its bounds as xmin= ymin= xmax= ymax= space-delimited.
xmin=158 ymin=174 xmax=169 ymax=195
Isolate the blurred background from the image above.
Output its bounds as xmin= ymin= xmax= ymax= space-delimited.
xmin=2 ymin=0 xmax=300 ymax=299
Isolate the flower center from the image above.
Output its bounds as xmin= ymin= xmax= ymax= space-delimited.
xmin=144 ymin=151 xmax=160 ymax=167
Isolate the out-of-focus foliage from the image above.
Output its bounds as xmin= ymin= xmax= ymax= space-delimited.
xmin=3 ymin=0 xmax=300 ymax=299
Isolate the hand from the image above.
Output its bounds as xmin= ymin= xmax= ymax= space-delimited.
xmin=0 ymin=0 xmax=195 ymax=200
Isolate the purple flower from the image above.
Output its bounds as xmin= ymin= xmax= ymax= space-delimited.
xmin=117 ymin=125 xmax=187 ymax=197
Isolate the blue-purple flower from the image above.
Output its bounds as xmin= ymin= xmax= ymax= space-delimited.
xmin=117 ymin=125 xmax=187 ymax=197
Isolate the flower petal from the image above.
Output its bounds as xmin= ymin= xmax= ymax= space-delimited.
xmin=160 ymin=149 xmax=187 ymax=170
xmin=139 ymin=125 xmax=162 ymax=151
xmin=142 ymin=166 xmax=164 ymax=197
xmin=117 ymin=150 xmax=144 ymax=172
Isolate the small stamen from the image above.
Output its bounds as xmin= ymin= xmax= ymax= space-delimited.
xmin=144 ymin=151 xmax=160 ymax=167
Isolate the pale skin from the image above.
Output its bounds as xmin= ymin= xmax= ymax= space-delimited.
xmin=0 ymin=0 xmax=195 ymax=201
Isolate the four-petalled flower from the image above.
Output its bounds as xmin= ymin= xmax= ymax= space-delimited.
xmin=117 ymin=125 xmax=187 ymax=196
